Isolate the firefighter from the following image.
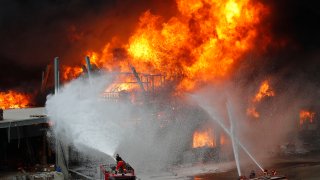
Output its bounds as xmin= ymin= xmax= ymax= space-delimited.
xmin=115 ymin=154 xmax=126 ymax=174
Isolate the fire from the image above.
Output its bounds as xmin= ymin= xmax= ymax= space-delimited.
xmin=105 ymin=83 xmax=133 ymax=92
xmin=220 ymin=133 xmax=226 ymax=145
xmin=253 ymin=80 xmax=275 ymax=102
xmin=225 ymin=0 xmax=241 ymax=23
xmin=247 ymin=107 xmax=259 ymax=118
xmin=247 ymin=80 xmax=274 ymax=118
xmin=0 ymin=91 xmax=31 ymax=109
xmin=126 ymin=0 xmax=268 ymax=91
xmin=87 ymin=51 xmax=103 ymax=67
xmin=61 ymin=0 xmax=269 ymax=92
xmin=193 ymin=128 xmax=215 ymax=148
xmin=300 ymin=110 xmax=315 ymax=125
xmin=62 ymin=66 xmax=83 ymax=81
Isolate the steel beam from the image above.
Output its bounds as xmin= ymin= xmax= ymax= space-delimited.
xmin=54 ymin=57 xmax=60 ymax=94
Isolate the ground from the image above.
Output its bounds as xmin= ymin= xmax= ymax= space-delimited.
xmin=136 ymin=151 xmax=320 ymax=180
xmin=194 ymin=152 xmax=320 ymax=180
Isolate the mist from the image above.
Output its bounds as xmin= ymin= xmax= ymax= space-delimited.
xmin=45 ymin=72 xmax=206 ymax=173
xmin=191 ymin=73 xmax=320 ymax=171
xmin=46 ymin=73 xmax=132 ymax=156
xmin=44 ymin=61 xmax=320 ymax=178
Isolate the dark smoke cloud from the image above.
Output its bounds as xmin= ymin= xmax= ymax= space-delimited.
xmin=0 ymin=0 xmax=175 ymax=90
xmin=262 ymin=0 xmax=320 ymax=74
xmin=0 ymin=56 xmax=42 ymax=91
xmin=265 ymin=0 xmax=320 ymax=51
xmin=236 ymin=0 xmax=320 ymax=88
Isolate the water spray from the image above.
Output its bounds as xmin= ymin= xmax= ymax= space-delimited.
xmin=197 ymin=101 xmax=264 ymax=171
xmin=227 ymin=103 xmax=241 ymax=176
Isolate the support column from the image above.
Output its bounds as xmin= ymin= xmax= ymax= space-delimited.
xmin=54 ymin=57 xmax=69 ymax=179
xmin=54 ymin=57 xmax=60 ymax=94
xmin=85 ymin=56 xmax=92 ymax=79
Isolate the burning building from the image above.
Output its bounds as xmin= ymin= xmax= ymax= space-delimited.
xmin=0 ymin=91 xmax=31 ymax=110
xmin=1 ymin=0 xmax=320 ymax=179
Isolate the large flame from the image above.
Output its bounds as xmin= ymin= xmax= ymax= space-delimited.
xmin=0 ymin=91 xmax=31 ymax=109
xmin=193 ymin=128 xmax=215 ymax=148
xmin=300 ymin=110 xmax=315 ymax=125
xmin=126 ymin=0 xmax=268 ymax=91
xmin=63 ymin=0 xmax=269 ymax=92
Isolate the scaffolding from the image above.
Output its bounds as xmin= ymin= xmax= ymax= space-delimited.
xmin=103 ymin=72 xmax=166 ymax=101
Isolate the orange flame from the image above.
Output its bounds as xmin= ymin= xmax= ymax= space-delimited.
xmin=253 ymin=80 xmax=275 ymax=102
xmin=0 ymin=91 xmax=31 ymax=109
xmin=62 ymin=66 xmax=83 ymax=81
xmin=246 ymin=107 xmax=259 ymax=118
xmin=193 ymin=128 xmax=215 ymax=148
xmin=105 ymin=82 xmax=133 ymax=92
xmin=247 ymin=80 xmax=274 ymax=118
xmin=300 ymin=110 xmax=315 ymax=125
xmin=126 ymin=0 xmax=268 ymax=91
xmin=87 ymin=51 xmax=102 ymax=67
xmin=62 ymin=0 xmax=269 ymax=92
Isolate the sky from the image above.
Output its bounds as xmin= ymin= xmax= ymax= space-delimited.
xmin=0 ymin=0 xmax=319 ymax=90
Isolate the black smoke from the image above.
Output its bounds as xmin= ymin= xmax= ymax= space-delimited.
xmin=0 ymin=0 xmax=175 ymax=90
xmin=259 ymin=0 xmax=320 ymax=75
xmin=235 ymin=0 xmax=320 ymax=88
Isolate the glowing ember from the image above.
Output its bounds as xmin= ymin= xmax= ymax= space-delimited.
xmin=247 ymin=80 xmax=275 ymax=118
xmin=300 ymin=110 xmax=315 ymax=125
xmin=0 ymin=91 xmax=31 ymax=109
xmin=193 ymin=128 xmax=215 ymax=148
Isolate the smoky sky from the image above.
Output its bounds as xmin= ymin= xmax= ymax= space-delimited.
xmin=247 ymin=0 xmax=320 ymax=84
xmin=0 ymin=0 xmax=319 ymax=90
xmin=0 ymin=0 xmax=175 ymax=90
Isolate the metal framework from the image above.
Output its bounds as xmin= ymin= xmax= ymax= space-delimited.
xmin=103 ymin=71 xmax=166 ymax=100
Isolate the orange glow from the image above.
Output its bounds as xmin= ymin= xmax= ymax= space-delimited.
xmin=246 ymin=107 xmax=259 ymax=118
xmin=87 ymin=50 xmax=102 ymax=67
xmin=220 ymin=133 xmax=226 ymax=145
xmin=62 ymin=66 xmax=83 ymax=81
xmin=126 ymin=0 xmax=268 ymax=91
xmin=193 ymin=128 xmax=215 ymax=148
xmin=64 ymin=0 xmax=269 ymax=92
xmin=247 ymin=80 xmax=274 ymax=118
xmin=105 ymin=83 xmax=132 ymax=92
xmin=0 ymin=91 xmax=31 ymax=109
xmin=300 ymin=110 xmax=315 ymax=125
xmin=253 ymin=80 xmax=275 ymax=102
